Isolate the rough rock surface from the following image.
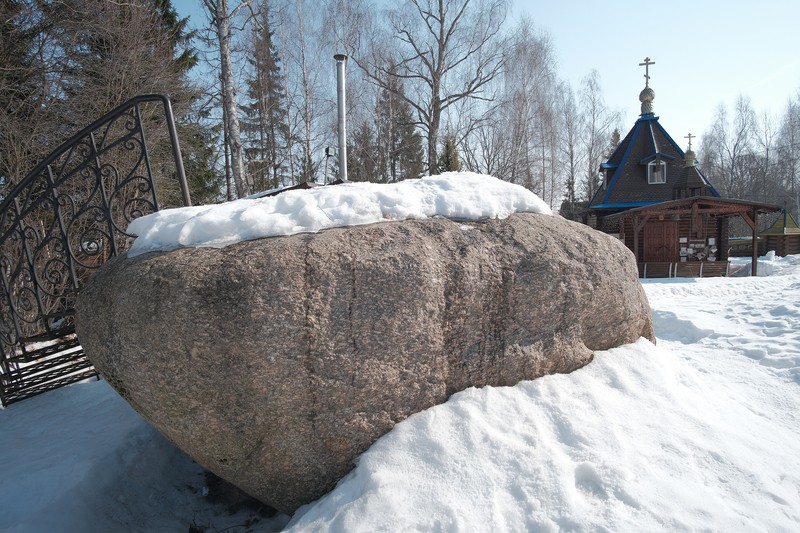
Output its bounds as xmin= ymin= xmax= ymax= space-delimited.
xmin=76 ymin=213 xmax=654 ymax=514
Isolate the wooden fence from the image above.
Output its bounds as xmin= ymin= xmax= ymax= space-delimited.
xmin=638 ymin=261 xmax=730 ymax=279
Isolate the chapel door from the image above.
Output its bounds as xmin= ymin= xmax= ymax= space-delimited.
xmin=643 ymin=221 xmax=679 ymax=262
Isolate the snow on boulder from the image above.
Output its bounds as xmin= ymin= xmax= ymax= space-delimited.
xmin=126 ymin=172 xmax=553 ymax=256
xmin=75 ymin=176 xmax=653 ymax=514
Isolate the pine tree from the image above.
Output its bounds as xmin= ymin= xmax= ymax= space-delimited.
xmin=347 ymin=121 xmax=377 ymax=182
xmin=607 ymin=128 xmax=621 ymax=158
xmin=241 ymin=1 xmax=290 ymax=192
xmin=153 ymin=0 xmax=224 ymax=205
xmin=147 ymin=0 xmax=222 ymax=206
xmin=439 ymin=134 xmax=462 ymax=172
xmin=0 ymin=0 xmax=48 ymax=191
xmin=0 ymin=0 xmax=217 ymax=206
xmin=182 ymin=120 xmax=225 ymax=204
xmin=397 ymin=121 xmax=424 ymax=181
xmin=375 ymin=64 xmax=424 ymax=183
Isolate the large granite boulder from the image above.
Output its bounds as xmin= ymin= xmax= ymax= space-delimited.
xmin=76 ymin=213 xmax=654 ymax=514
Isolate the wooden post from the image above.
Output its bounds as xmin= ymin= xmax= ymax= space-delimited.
xmin=633 ymin=214 xmax=650 ymax=262
xmin=739 ymin=208 xmax=759 ymax=277
xmin=691 ymin=202 xmax=701 ymax=237
xmin=751 ymin=208 xmax=759 ymax=277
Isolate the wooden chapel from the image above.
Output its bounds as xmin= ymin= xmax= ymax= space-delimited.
xmin=585 ymin=58 xmax=780 ymax=277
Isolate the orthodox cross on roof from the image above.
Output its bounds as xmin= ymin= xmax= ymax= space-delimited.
xmin=639 ymin=57 xmax=655 ymax=87
xmin=685 ymin=133 xmax=694 ymax=150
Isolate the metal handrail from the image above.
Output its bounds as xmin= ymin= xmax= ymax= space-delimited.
xmin=0 ymin=94 xmax=192 ymax=406
xmin=0 ymin=94 xmax=191 ymax=212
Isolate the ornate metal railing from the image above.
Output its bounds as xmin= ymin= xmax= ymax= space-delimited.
xmin=0 ymin=94 xmax=191 ymax=406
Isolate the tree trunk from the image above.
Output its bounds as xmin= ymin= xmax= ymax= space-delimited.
xmin=429 ymin=94 xmax=441 ymax=173
xmin=361 ymin=0 xmax=506 ymax=178
xmin=296 ymin=2 xmax=314 ymax=183
xmin=211 ymin=0 xmax=250 ymax=197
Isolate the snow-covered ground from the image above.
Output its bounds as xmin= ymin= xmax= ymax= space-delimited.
xmin=2 ymin=254 xmax=798 ymax=532
xmin=1 ymin=176 xmax=799 ymax=532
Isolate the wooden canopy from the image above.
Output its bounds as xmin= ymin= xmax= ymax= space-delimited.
xmin=611 ymin=197 xmax=782 ymax=276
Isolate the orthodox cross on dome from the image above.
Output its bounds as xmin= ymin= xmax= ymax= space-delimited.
xmin=685 ymin=133 xmax=695 ymax=150
xmin=639 ymin=57 xmax=655 ymax=87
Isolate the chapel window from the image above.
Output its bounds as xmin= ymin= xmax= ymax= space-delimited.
xmin=648 ymin=159 xmax=666 ymax=184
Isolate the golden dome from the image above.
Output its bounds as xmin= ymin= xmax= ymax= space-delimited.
xmin=639 ymin=86 xmax=655 ymax=115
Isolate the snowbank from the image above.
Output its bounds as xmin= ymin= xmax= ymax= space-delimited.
xmin=127 ymin=173 xmax=552 ymax=257
xmin=286 ymin=335 xmax=800 ymax=531
xmin=731 ymin=250 xmax=800 ymax=277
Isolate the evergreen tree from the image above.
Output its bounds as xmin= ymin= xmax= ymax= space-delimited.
xmin=181 ymin=116 xmax=226 ymax=205
xmin=0 ymin=0 xmax=48 ymax=191
xmin=398 ymin=124 xmax=424 ymax=180
xmin=154 ymin=0 xmax=224 ymax=205
xmin=298 ymin=152 xmax=315 ymax=184
xmin=241 ymin=1 xmax=290 ymax=192
xmin=48 ymin=0 xmax=196 ymax=121
xmin=151 ymin=0 xmax=198 ymax=73
xmin=607 ymin=128 xmax=621 ymax=158
xmin=439 ymin=134 xmax=462 ymax=172
xmin=375 ymin=64 xmax=424 ymax=183
xmin=4 ymin=0 xmax=221 ymax=206
xmin=148 ymin=0 xmax=223 ymax=206
xmin=347 ymin=121 xmax=377 ymax=182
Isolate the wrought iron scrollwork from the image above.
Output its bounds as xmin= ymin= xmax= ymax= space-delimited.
xmin=0 ymin=94 xmax=192 ymax=406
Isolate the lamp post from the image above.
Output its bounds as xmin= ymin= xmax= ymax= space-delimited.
xmin=324 ymin=146 xmax=336 ymax=184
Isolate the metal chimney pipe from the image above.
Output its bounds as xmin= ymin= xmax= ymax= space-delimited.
xmin=334 ymin=53 xmax=348 ymax=182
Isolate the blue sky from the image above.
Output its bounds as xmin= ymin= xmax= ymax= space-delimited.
xmin=175 ymin=0 xmax=800 ymax=149
xmin=513 ymin=0 xmax=800 ymax=147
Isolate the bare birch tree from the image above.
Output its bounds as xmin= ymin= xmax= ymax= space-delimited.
xmin=755 ymin=110 xmax=779 ymax=203
xmin=273 ymin=0 xmax=330 ymax=183
xmin=700 ymin=96 xmax=757 ymax=200
xmin=484 ymin=18 xmax=560 ymax=204
xmin=510 ymin=21 xmax=558 ymax=203
xmin=580 ymin=70 xmax=617 ymax=202
xmin=558 ymin=81 xmax=584 ymax=219
xmin=457 ymin=16 xmax=561 ymax=204
xmin=777 ymin=93 xmax=800 ymax=217
xmin=294 ymin=1 xmax=315 ymax=181
xmin=202 ymin=0 xmax=253 ymax=197
xmin=359 ymin=0 xmax=508 ymax=174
